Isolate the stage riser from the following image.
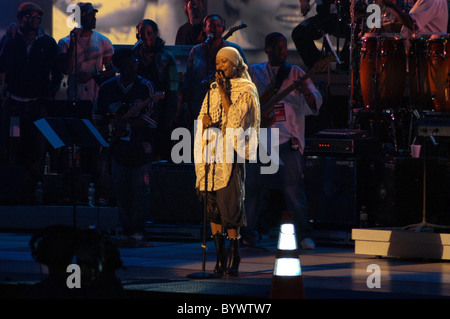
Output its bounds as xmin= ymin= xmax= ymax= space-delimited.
xmin=353 ymin=228 xmax=450 ymax=260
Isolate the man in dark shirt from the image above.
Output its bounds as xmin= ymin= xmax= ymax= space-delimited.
xmin=175 ymin=0 xmax=205 ymax=45
xmin=291 ymin=0 xmax=350 ymax=70
xmin=0 ymin=2 xmax=62 ymax=201
xmin=134 ymin=19 xmax=178 ymax=161
xmin=93 ymin=48 xmax=157 ymax=243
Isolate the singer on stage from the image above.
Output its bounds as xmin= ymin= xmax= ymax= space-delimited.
xmin=182 ymin=14 xmax=247 ymax=128
xmin=194 ymin=47 xmax=260 ymax=277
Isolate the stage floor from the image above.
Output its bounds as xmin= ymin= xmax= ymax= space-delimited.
xmin=2 ymin=220 xmax=450 ymax=301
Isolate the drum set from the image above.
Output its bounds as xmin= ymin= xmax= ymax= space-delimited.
xmin=353 ymin=32 xmax=450 ymax=153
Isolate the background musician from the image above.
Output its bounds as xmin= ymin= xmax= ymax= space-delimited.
xmin=93 ymin=48 xmax=157 ymax=244
xmin=382 ymin=0 xmax=448 ymax=36
xmin=292 ymin=0 xmax=351 ymax=70
xmin=243 ymin=32 xmax=323 ymax=250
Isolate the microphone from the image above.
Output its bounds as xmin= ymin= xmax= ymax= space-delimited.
xmin=133 ymin=39 xmax=143 ymax=50
xmin=201 ymin=70 xmax=224 ymax=85
xmin=205 ymin=33 xmax=214 ymax=45
xmin=70 ymin=25 xmax=83 ymax=37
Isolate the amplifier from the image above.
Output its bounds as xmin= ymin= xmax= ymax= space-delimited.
xmin=305 ymin=136 xmax=379 ymax=155
xmin=417 ymin=116 xmax=450 ymax=137
xmin=305 ymin=129 xmax=378 ymax=155
xmin=314 ymin=129 xmax=368 ymax=139
xmin=306 ymin=138 xmax=355 ymax=154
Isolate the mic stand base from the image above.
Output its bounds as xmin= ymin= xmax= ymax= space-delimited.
xmin=403 ymin=222 xmax=450 ymax=233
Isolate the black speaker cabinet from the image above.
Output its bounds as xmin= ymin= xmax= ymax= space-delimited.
xmin=369 ymin=156 xmax=449 ymax=227
xmin=304 ymin=156 xmax=367 ymax=229
xmin=149 ymin=162 xmax=203 ymax=224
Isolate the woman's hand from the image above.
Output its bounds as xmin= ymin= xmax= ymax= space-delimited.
xmin=202 ymin=114 xmax=212 ymax=129
xmin=215 ymin=69 xmax=231 ymax=115
xmin=215 ymin=69 xmax=226 ymax=93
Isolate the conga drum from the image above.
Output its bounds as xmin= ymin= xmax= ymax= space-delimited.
xmin=360 ymin=33 xmax=406 ymax=110
xmin=427 ymin=34 xmax=450 ymax=112
xmin=408 ymin=34 xmax=434 ymax=112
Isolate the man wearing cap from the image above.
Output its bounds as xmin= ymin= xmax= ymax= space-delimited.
xmin=0 ymin=2 xmax=62 ymax=201
xmin=57 ymin=2 xmax=115 ymax=103
xmin=57 ymin=3 xmax=115 ymax=205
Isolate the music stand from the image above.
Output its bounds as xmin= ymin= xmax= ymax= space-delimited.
xmin=42 ymin=99 xmax=93 ymax=119
xmin=34 ymin=117 xmax=109 ymax=228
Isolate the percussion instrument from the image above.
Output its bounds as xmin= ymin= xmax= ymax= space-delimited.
xmin=408 ymin=35 xmax=434 ymax=112
xmin=359 ymin=33 xmax=406 ymax=110
xmin=427 ymin=34 xmax=450 ymax=112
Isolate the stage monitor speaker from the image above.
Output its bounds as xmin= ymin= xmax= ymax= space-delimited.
xmin=303 ymin=156 xmax=361 ymax=228
xmin=149 ymin=162 xmax=202 ymax=224
xmin=370 ymin=157 xmax=449 ymax=227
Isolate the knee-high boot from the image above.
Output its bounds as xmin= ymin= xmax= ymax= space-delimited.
xmin=226 ymin=237 xmax=241 ymax=277
xmin=213 ymin=233 xmax=227 ymax=276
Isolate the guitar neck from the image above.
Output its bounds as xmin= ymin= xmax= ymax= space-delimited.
xmin=262 ymin=72 xmax=311 ymax=112
xmin=223 ymin=24 xmax=247 ymax=40
xmin=121 ymin=98 xmax=149 ymax=120
xmin=121 ymin=92 xmax=163 ymax=120
xmin=260 ymin=55 xmax=332 ymax=113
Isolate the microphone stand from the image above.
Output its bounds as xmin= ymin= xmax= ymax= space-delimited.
xmin=348 ymin=0 xmax=357 ymax=128
xmin=70 ymin=29 xmax=80 ymax=229
xmin=187 ymin=41 xmax=220 ymax=279
xmin=403 ymin=138 xmax=450 ymax=232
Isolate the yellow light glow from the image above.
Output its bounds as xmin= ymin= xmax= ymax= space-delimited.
xmin=52 ymin=1 xmax=186 ymax=45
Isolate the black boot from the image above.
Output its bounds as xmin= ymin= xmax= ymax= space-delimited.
xmin=226 ymin=237 xmax=241 ymax=277
xmin=212 ymin=233 xmax=227 ymax=276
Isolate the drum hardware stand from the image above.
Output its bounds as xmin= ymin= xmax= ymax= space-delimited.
xmin=387 ymin=109 xmax=398 ymax=153
xmin=348 ymin=0 xmax=358 ymax=128
xmin=407 ymin=50 xmax=423 ymax=147
xmin=348 ymin=0 xmax=366 ymax=129
xmin=323 ymin=34 xmax=342 ymax=100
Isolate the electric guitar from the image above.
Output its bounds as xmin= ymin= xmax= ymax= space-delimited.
xmin=223 ymin=23 xmax=247 ymax=40
xmin=107 ymin=91 xmax=165 ymax=143
xmin=260 ymin=54 xmax=334 ymax=116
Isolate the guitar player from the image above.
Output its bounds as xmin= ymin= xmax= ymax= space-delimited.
xmin=93 ymin=48 xmax=159 ymax=244
xmin=243 ymin=32 xmax=322 ymax=250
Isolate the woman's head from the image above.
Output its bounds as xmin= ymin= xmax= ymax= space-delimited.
xmin=202 ymin=14 xmax=225 ymax=41
xmin=137 ymin=19 xmax=164 ymax=49
xmin=216 ymin=47 xmax=250 ymax=80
